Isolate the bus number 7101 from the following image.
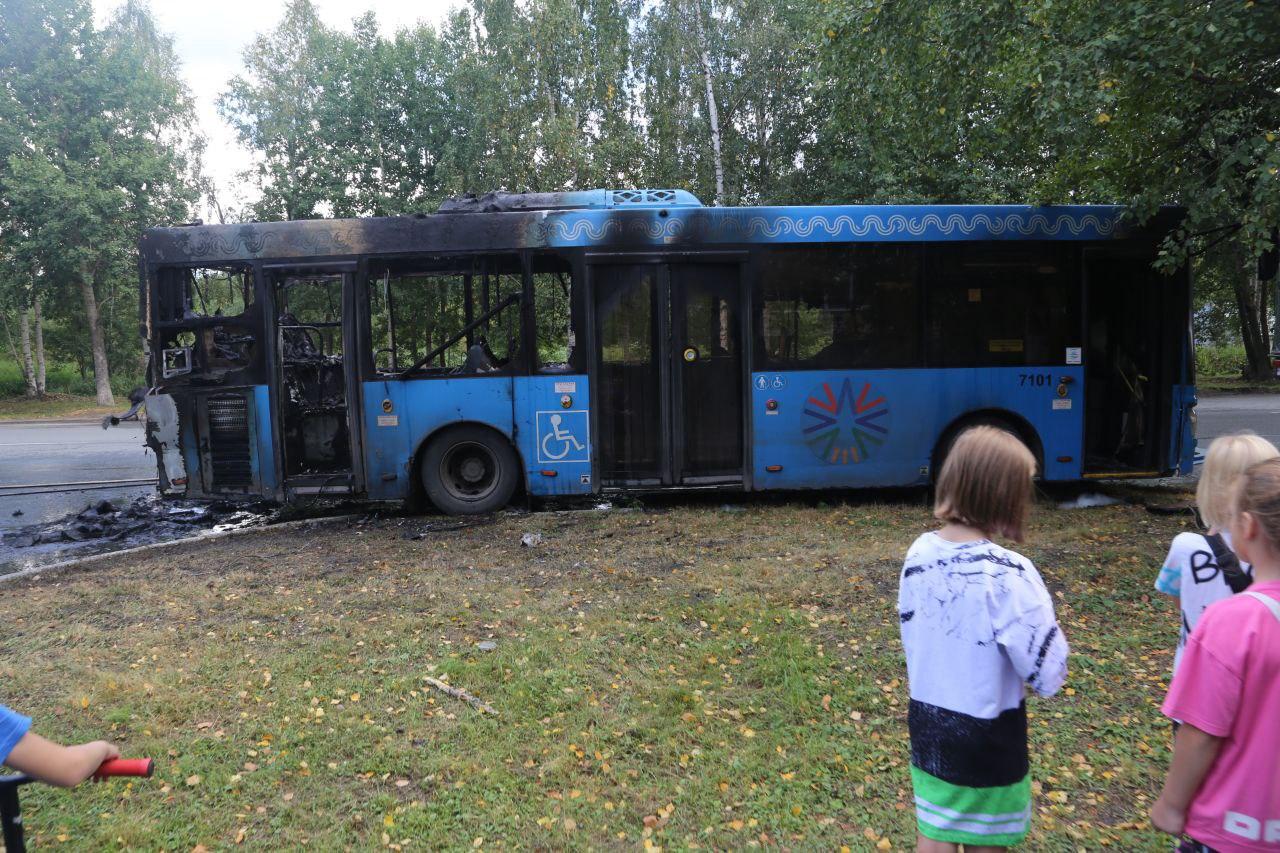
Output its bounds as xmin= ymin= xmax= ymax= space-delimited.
xmin=1019 ymin=373 xmax=1052 ymax=387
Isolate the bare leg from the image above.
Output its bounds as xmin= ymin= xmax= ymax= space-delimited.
xmin=916 ymin=835 xmax=958 ymax=853
xmin=963 ymin=847 xmax=1009 ymax=853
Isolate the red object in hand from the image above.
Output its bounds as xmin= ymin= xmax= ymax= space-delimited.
xmin=93 ymin=758 xmax=154 ymax=780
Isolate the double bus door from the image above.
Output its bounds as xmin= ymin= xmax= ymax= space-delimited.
xmin=590 ymin=261 xmax=745 ymax=487
xmin=267 ymin=265 xmax=364 ymax=496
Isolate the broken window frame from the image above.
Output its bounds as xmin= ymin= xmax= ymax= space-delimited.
xmin=150 ymin=263 xmax=261 ymax=383
xmin=367 ymin=254 xmax=527 ymax=379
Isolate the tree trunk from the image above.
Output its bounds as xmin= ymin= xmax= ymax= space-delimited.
xmin=19 ymin=307 xmax=37 ymax=397
xmin=1 ymin=311 xmax=20 ymax=367
xmin=33 ymin=292 xmax=46 ymax=396
xmin=77 ymin=263 xmax=115 ymax=406
xmin=692 ymin=2 xmax=725 ymax=207
xmin=1234 ymin=248 xmax=1273 ymax=381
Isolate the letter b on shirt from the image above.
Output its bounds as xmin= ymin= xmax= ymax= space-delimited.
xmin=1223 ymin=811 xmax=1280 ymax=842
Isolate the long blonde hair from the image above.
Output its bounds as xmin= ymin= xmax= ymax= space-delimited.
xmin=1197 ymin=432 xmax=1280 ymax=530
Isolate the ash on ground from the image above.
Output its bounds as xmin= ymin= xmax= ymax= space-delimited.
xmin=0 ymin=496 xmax=277 ymax=576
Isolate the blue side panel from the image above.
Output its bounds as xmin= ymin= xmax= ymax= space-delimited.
xmin=514 ymin=375 xmax=593 ymax=496
xmin=544 ymin=205 xmax=1127 ymax=248
xmin=180 ymin=406 xmax=200 ymax=493
xmin=360 ymin=378 xmax=518 ymax=501
xmin=1171 ymin=384 xmax=1198 ymax=475
xmin=750 ymin=367 xmax=1085 ymax=488
xmin=250 ymin=384 xmax=277 ymax=493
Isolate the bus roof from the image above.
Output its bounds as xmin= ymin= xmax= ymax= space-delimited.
xmin=140 ymin=193 xmax=1180 ymax=266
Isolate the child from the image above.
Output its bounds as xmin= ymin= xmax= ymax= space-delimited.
xmin=1 ymin=703 xmax=119 ymax=787
xmin=900 ymin=426 xmax=1069 ymax=852
xmin=1154 ymin=432 xmax=1278 ymax=675
xmin=1152 ymin=457 xmax=1280 ymax=851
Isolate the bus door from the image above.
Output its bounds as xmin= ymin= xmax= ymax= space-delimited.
xmin=267 ymin=265 xmax=364 ymax=496
xmin=1082 ymin=252 xmax=1183 ymax=476
xmin=590 ymin=260 xmax=744 ymax=487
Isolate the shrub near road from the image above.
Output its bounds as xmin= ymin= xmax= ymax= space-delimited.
xmin=1 ymin=497 xmax=1191 ymax=850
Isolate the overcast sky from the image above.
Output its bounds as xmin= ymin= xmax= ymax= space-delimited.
xmin=95 ymin=0 xmax=457 ymax=218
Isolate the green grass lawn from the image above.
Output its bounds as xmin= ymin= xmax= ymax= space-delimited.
xmin=0 ymin=393 xmax=118 ymax=421
xmin=0 ymin=494 xmax=1196 ymax=850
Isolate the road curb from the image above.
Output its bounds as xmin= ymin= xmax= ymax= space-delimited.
xmin=0 ymin=513 xmax=364 ymax=586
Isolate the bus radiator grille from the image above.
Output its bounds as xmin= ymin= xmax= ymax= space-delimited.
xmin=206 ymin=394 xmax=253 ymax=490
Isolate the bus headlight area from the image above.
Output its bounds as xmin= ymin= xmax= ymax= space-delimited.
xmin=125 ymin=188 xmax=1195 ymax=515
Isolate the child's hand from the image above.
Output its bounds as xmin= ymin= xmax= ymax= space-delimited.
xmin=1150 ymin=796 xmax=1186 ymax=836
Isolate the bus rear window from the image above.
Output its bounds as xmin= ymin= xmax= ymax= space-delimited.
xmin=755 ymin=245 xmax=920 ymax=370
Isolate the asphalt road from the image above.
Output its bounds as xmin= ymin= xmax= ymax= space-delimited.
xmin=0 ymin=420 xmax=155 ymax=532
xmin=1195 ymin=392 xmax=1280 ymax=446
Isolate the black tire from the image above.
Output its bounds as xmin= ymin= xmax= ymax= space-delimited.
xmin=933 ymin=415 xmax=1041 ymax=481
xmin=420 ymin=425 xmax=521 ymax=515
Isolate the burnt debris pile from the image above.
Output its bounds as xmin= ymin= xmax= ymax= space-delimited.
xmin=1 ymin=496 xmax=276 ymax=550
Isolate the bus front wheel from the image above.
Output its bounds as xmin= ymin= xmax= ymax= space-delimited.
xmin=421 ymin=425 xmax=520 ymax=515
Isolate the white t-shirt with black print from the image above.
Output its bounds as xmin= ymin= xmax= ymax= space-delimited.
xmin=1153 ymin=530 xmax=1252 ymax=674
xmin=899 ymin=532 xmax=1069 ymax=720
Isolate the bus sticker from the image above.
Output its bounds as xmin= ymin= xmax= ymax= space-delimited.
xmin=1066 ymin=347 xmax=1082 ymax=364
xmin=1052 ymin=399 xmax=1072 ymax=411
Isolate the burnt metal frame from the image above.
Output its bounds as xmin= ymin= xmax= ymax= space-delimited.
xmin=263 ymin=263 xmax=364 ymax=493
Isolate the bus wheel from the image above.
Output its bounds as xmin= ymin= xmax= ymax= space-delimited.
xmin=933 ymin=415 xmax=1042 ymax=481
xmin=421 ymin=425 xmax=520 ymax=515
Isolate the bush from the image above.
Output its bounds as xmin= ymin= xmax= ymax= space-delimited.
xmin=1196 ymin=344 xmax=1249 ymax=378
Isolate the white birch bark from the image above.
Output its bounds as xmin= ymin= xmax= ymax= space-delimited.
xmin=19 ymin=307 xmax=37 ymax=397
xmin=33 ymin=291 xmax=46 ymax=395
xmin=692 ymin=2 xmax=725 ymax=207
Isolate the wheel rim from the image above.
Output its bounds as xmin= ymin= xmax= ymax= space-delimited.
xmin=439 ymin=440 xmax=500 ymax=503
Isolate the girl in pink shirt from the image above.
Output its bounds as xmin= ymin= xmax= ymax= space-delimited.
xmin=1152 ymin=457 xmax=1280 ymax=852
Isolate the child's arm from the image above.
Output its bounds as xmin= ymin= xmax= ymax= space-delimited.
xmin=4 ymin=731 xmax=120 ymax=787
xmin=994 ymin=570 xmax=1069 ymax=696
xmin=1150 ymin=723 xmax=1223 ymax=835
xmin=1153 ymin=536 xmax=1186 ymax=599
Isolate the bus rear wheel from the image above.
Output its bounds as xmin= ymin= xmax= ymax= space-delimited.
xmin=933 ymin=415 xmax=1042 ymax=481
xmin=421 ymin=425 xmax=520 ymax=515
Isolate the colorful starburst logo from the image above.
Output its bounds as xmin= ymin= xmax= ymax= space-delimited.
xmin=802 ymin=379 xmax=891 ymax=464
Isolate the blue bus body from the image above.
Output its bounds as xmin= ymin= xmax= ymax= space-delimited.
xmin=137 ymin=191 xmax=1195 ymax=511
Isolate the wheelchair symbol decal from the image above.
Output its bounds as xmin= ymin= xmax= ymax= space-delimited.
xmin=536 ymin=410 xmax=590 ymax=463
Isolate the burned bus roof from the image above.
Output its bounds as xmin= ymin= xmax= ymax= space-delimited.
xmin=139 ymin=199 xmax=1178 ymax=267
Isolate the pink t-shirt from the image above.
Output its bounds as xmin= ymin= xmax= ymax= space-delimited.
xmin=1163 ymin=580 xmax=1280 ymax=851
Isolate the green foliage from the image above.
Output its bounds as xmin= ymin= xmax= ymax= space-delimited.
xmin=217 ymin=0 xmax=820 ymax=219
xmin=0 ymin=359 xmax=142 ymax=398
xmin=816 ymin=0 xmax=1280 ymax=374
xmin=1196 ymin=343 xmax=1249 ymax=379
xmin=0 ymin=0 xmax=198 ymax=400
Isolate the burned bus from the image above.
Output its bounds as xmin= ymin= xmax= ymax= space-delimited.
xmin=135 ymin=189 xmax=1195 ymax=514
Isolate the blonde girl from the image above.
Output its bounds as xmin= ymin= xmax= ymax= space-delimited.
xmin=1153 ymin=432 xmax=1279 ymax=675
